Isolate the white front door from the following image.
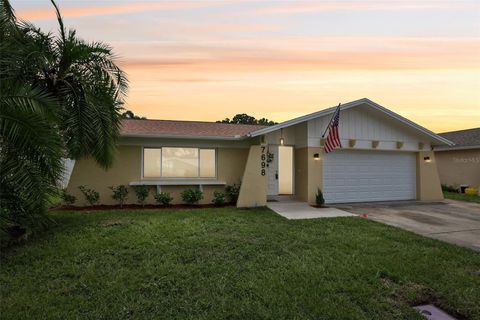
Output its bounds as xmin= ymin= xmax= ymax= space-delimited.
xmin=278 ymin=146 xmax=294 ymax=195
xmin=323 ymin=150 xmax=417 ymax=203
xmin=267 ymin=145 xmax=279 ymax=196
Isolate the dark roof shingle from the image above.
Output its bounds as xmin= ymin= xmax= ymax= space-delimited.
xmin=438 ymin=127 xmax=480 ymax=147
xmin=121 ymin=119 xmax=266 ymax=139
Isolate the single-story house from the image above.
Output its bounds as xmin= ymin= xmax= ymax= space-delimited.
xmin=434 ymin=128 xmax=480 ymax=190
xmin=66 ymin=98 xmax=453 ymax=207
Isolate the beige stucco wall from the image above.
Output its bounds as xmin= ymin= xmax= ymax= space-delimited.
xmin=307 ymin=147 xmax=324 ymax=204
xmin=237 ymin=145 xmax=267 ymax=207
xmin=435 ymin=149 xmax=480 ymax=188
xmin=417 ymin=151 xmax=444 ymax=201
xmin=67 ymin=145 xmax=248 ymax=206
xmin=294 ymin=148 xmax=308 ymax=202
xmin=294 ymin=147 xmax=323 ymax=204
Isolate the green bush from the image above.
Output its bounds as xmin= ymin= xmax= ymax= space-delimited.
xmin=133 ymin=185 xmax=150 ymax=207
xmin=181 ymin=188 xmax=203 ymax=205
xmin=78 ymin=185 xmax=100 ymax=206
xmin=154 ymin=192 xmax=173 ymax=206
xmin=441 ymin=184 xmax=457 ymax=193
xmin=225 ymin=184 xmax=241 ymax=204
xmin=109 ymin=185 xmax=129 ymax=208
xmin=212 ymin=191 xmax=226 ymax=206
xmin=315 ymin=188 xmax=325 ymax=207
xmin=60 ymin=189 xmax=76 ymax=205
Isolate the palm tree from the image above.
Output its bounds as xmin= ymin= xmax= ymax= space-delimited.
xmin=0 ymin=0 xmax=128 ymax=233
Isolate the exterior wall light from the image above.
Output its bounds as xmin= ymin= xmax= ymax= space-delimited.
xmin=280 ymin=137 xmax=284 ymax=145
xmin=424 ymin=156 xmax=431 ymax=163
xmin=314 ymin=153 xmax=320 ymax=160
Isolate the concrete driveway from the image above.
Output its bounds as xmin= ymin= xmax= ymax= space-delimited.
xmin=334 ymin=200 xmax=480 ymax=251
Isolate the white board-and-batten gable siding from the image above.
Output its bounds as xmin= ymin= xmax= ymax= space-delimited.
xmin=307 ymin=104 xmax=431 ymax=151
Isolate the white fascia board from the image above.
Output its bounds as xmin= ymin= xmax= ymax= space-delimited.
xmin=434 ymin=145 xmax=480 ymax=151
xmin=248 ymin=98 xmax=454 ymax=146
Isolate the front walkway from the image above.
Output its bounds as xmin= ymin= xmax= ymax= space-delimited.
xmin=267 ymin=200 xmax=355 ymax=220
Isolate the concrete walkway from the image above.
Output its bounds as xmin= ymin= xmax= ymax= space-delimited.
xmin=267 ymin=201 xmax=356 ymax=220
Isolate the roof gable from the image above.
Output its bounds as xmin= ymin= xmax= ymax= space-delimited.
xmin=250 ymin=98 xmax=453 ymax=146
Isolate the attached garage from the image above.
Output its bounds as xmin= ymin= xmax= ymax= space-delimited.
xmin=323 ymin=150 xmax=417 ymax=203
xmin=251 ymin=98 xmax=453 ymax=206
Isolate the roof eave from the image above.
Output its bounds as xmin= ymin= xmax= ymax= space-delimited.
xmin=434 ymin=144 xmax=480 ymax=151
xmin=120 ymin=133 xmax=249 ymax=141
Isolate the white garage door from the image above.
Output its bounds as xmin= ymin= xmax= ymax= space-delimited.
xmin=323 ymin=150 xmax=416 ymax=203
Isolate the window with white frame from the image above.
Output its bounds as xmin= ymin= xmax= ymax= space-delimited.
xmin=143 ymin=147 xmax=216 ymax=178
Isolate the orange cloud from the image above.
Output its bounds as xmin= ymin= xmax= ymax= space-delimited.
xmin=118 ymin=37 xmax=480 ymax=71
xmin=17 ymin=2 xmax=215 ymax=21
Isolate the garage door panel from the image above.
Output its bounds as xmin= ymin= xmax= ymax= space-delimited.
xmin=323 ymin=150 xmax=416 ymax=204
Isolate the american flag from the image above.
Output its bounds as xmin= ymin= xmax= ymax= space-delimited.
xmin=324 ymin=106 xmax=342 ymax=153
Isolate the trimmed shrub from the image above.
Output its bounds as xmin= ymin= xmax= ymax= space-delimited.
xmin=212 ymin=191 xmax=226 ymax=206
xmin=109 ymin=185 xmax=129 ymax=208
xmin=181 ymin=188 xmax=203 ymax=205
xmin=133 ymin=185 xmax=150 ymax=207
xmin=441 ymin=184 xmax=457 ymax=193
xmin=60 ymin=189 xmax=76 ymax=205
xmin=154 ymin=192 xmax=173 ymax=206
xmin=225 ymin=184 xmax=241 ymax=204
xmin=78 ymin=185 xmax=100 ymax=206
xmin=315 ymin=188 xmax=325 ymax=207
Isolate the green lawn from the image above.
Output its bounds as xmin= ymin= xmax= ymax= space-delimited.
xmin=1 ymin=208 xmax=479 ymax=319
xmin=444 ymin=191 xmax=480 ymax=203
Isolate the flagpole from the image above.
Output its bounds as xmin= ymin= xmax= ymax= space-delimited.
xmin=321 ymin=103 xmax=341 ymax=138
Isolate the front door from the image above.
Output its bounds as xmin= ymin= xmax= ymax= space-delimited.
xmin=267 ymin=145 xmax=294 ymax=196
xmin=278 ymin=146 xmax=294 ymax=195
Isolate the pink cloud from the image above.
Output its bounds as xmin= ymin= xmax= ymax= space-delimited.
xmin=17 ymin=1 xmax=216 ymax=21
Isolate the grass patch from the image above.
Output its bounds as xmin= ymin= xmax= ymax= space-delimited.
xmin=444 ymin=191 xmax=480 ymax=203
xmin=1 ymin=208 xmax=479 ymax=319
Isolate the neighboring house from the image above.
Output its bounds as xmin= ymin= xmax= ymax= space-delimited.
xmin=67 ymin=98 xmax=453 ymax=207
xmin=434 ymin=128 xmax=480 ymax=189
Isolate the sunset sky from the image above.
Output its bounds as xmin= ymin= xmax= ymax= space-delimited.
xmin=13 ymin=0 xmax=480 ymax=132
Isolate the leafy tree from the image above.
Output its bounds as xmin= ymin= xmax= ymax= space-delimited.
xmin=257 ymin=118 xmax=277 ymax=126
xmin=217 ymin=113 xmax=277 ymax=126
xmin=120 ymin=109 xmax=146 ymax=120
xmin=0 ymin=0 xmax=127 ymax=233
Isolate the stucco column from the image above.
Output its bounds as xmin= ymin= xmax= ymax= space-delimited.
xmin=237 ymin=145 xmax=267 ymax=207
xmin=417 ymin=151 xmax=444 ymax=201
xmin=307 ymin=147 xmax=324 ymax=204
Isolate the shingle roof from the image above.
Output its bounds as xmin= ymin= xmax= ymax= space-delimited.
xmin=121 ymin=119 xmax=267 ymax=139
xmin=438 ymin=127 xmax=480 ymax=147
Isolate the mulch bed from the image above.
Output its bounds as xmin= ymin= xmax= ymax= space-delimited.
xmin=50 ymin=203 xmax=236 ymax=212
